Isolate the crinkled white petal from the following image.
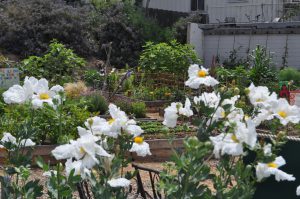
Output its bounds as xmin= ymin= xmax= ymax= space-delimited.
xmin=263 ymin=144 xmax=272 ymax=156
xmin=108 ymin=178 xmax=131 ymax=188
xmin=256 ymin=156 xmax=295 ymax=182
xmin=163 ymin=105 xmax=178 ymax=128
xmin=52 ymin=144 xmax=75 ymax=160
xmin=1 ymin=133 xmax=17 ymax=145
xmin=19 ymin=139 xmax=36 ymax=147
xmin=3 ymin=85 xmax=28 ymax=104
xmin=130 ymin=142 xmax=151 ymax=157
xmin=296 ymin=185 xmax=300 ymax=196
xmin=179 ymin=98 xmax=193 ymax=117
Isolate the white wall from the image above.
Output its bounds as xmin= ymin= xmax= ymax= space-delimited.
xmin=188 ymin=23 xmax=300 ymax=69
xmin=206 ymin=0 xmax=284 ymax=23
xmin=142 ymin=0 xmax=191 ymax=13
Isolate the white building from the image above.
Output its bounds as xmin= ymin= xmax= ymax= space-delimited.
xmin=142 ymin=0 xmax=299 ymax=23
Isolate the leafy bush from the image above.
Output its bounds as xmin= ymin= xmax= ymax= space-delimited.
xmin=139 ymin=40 xmax=201 ymax=75
xmin=86 ymin=93 xmax=109 ymax=114
xmin=131 ymin=102 xmax=146 ymax=118
xmin=0 ymin=101 xmax=91 ymax=144
xmin=114 ymin=101 xmax=133 ymax=115
xmin=84 ymin=69 xmax=104 ymax=88
xmin=173 ymin=12 xmax=203 ymax=43
xmin=0 ymin=0 xmax=98 ymax=57
xmin=249 ymin=45 xmax=278 ymax=86
xmin=107 ymin=72 xmax=120 ymax=92
xmin=0 ymin=0 xmax=172 ymax=68
xmin=20 ymin=41 xmax=86 ymax=84
xmin=279 ymin=67 xmax=300 ymax=86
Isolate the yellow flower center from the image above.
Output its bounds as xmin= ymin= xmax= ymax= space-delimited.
xmin=198 ymin=70 xmax=207 ymax=78
xmin=231 ymin=134 xmax=239 ymax=143
xmin=256 ymin=98 xmax=264 ymax=102
xmin=79 ymin=147 xmax=86 ymax=154
xmin=267 ymin=162 xmax=278 ymax=168
xmin=221 ymin=111 xmax=226 ymax=118
xmin=244 ymin=115 xmax=249 ymax=121
xmin=134 ymin=136 xmax=144 ymax=144
xmin=39 ymin=93 xmax=50 ymax=100
xmin=108 ymin=118 xmax=115 ymax=125
xmin=278 ymin=111 xmax=287 ymax=118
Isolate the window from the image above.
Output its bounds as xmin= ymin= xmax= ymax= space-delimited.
xmin=191 ymin=0 xmax=205 ymax=11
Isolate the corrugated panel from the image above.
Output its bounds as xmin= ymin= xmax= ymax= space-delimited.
xmin=142 ymin=0 xmax=191 ymax=13
xmin=206 ymin=0 xmax=284 ymax=23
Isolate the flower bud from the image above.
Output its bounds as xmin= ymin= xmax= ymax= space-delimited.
xmin=233 ymin=87 xmax=240 ymax=95
xmin=244 ymin=88 xmax=250 ymax=95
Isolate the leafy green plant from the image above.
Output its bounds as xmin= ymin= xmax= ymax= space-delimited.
xmin=139 ymin=40 xmax=201 ymax=75
xmin=249 ymin=45 xmax=278 ymax=87
xmin=279 ymin=67 xmax=300 ymax=87
xmin=131 ymin=101 xmax=146 ymax=118
xmin=20 ymin=40 xmax=86 ymax=84
xmin=86 ymin=93 xmax=109 ymax=115
xmin=107 ymin=72 xmax=120 ymax=92
xmin=0 ymin=0 xmax=99 ymax=58
xmin=114 ymin=101 xmax=133 ymax=115
xmin=0 ymin=100 xmax=91 ymax=144
xmin=0 ymin=121 xmax=43 ymax=198
xmin=84 ymin=69 xmax=105 ymax=88
xmin=37 ymin=158 xmax=81 ymax=199
xmin=159 ymin=137 xmax=213 ymax=198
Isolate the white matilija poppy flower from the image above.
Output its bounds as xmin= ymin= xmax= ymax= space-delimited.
xmin=185 ymin=64 xmax=219 ymax=89
xmin=129 ymin=136 xmax=151 ymax=157
xmin=209 ymin=133 xmax=244 ymax=158
xmin=163 ymin=102 xmax=180 ymax=128
xmin=256 ymin=156 xmax=295 ymax=182
xmin=235 ymin=120 xmax=257 ymax=149
xmin=85 ymin=105 xmax=144 ymax=138
xmin=163 ymin=98 xmax=193 ymax=128
xmin=263 ymin=143 xmax=272 ymax=156
xmin=42 ymin=170 xmax=58 ymax=177
xmin=178 ymin=98 xmax=193 ymax=117
xmin=0 ymin=132 xmax=36 ymax=148
xmin=296 ymin=185 xmax=300 ymax=196
xmin=107 ymin=178 xmax=131 ymax=188
xmin=252 ymin=108 xmax=274 ymax=127
xmin=52 ymin=127 xmax=111 ymax=170
xmin=209 ymin=120 xmax=257 ymax=158
xmin=194 ymin=92 xmax=220 ymax=108
xmin=31 ymin=78 xmax=64 ymax=108
xmin=247 ymin=83 xmax=277 ymax=108
xmin=270 ymin=98 xmax=300 ymax=125
xmin=65 ymin=159 xmax=91 ymax=179
xmin=2 ymin=76 xmax=38 ymax=104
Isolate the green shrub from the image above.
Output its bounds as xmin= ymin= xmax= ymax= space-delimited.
xmin=107 ymin=72 xmax=120 ymax=92
xmin=0 ymin=0 xmax=172 ymax=68
xmin=131 ymin=102 xmax=146 ymax=118
xmin=0 ymin=0 xmax=99 ymax=57
xmin=279 ymin=67 xmax=300 ymax=86
xmin=20 ymin=40 xmax=86 ymax=84
xmin=0 ymin=100 xmax=91 ymax=144
xmin=86 ymin=93 xmax=109 ymax=115
xmin=173 ymin=12 xmax=203 ymax=43
xmin=139 ymin=40 xmax=201 ymax=75
xmin=115 ymin=101 xmax=133 ymax=115
xmin=84 ymin=69 xmax=105 ymax=88
xmin=123 ymin=74 xmax=135 ymax=92
xmin=249 ymin=45 xmax=278 ymax=86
